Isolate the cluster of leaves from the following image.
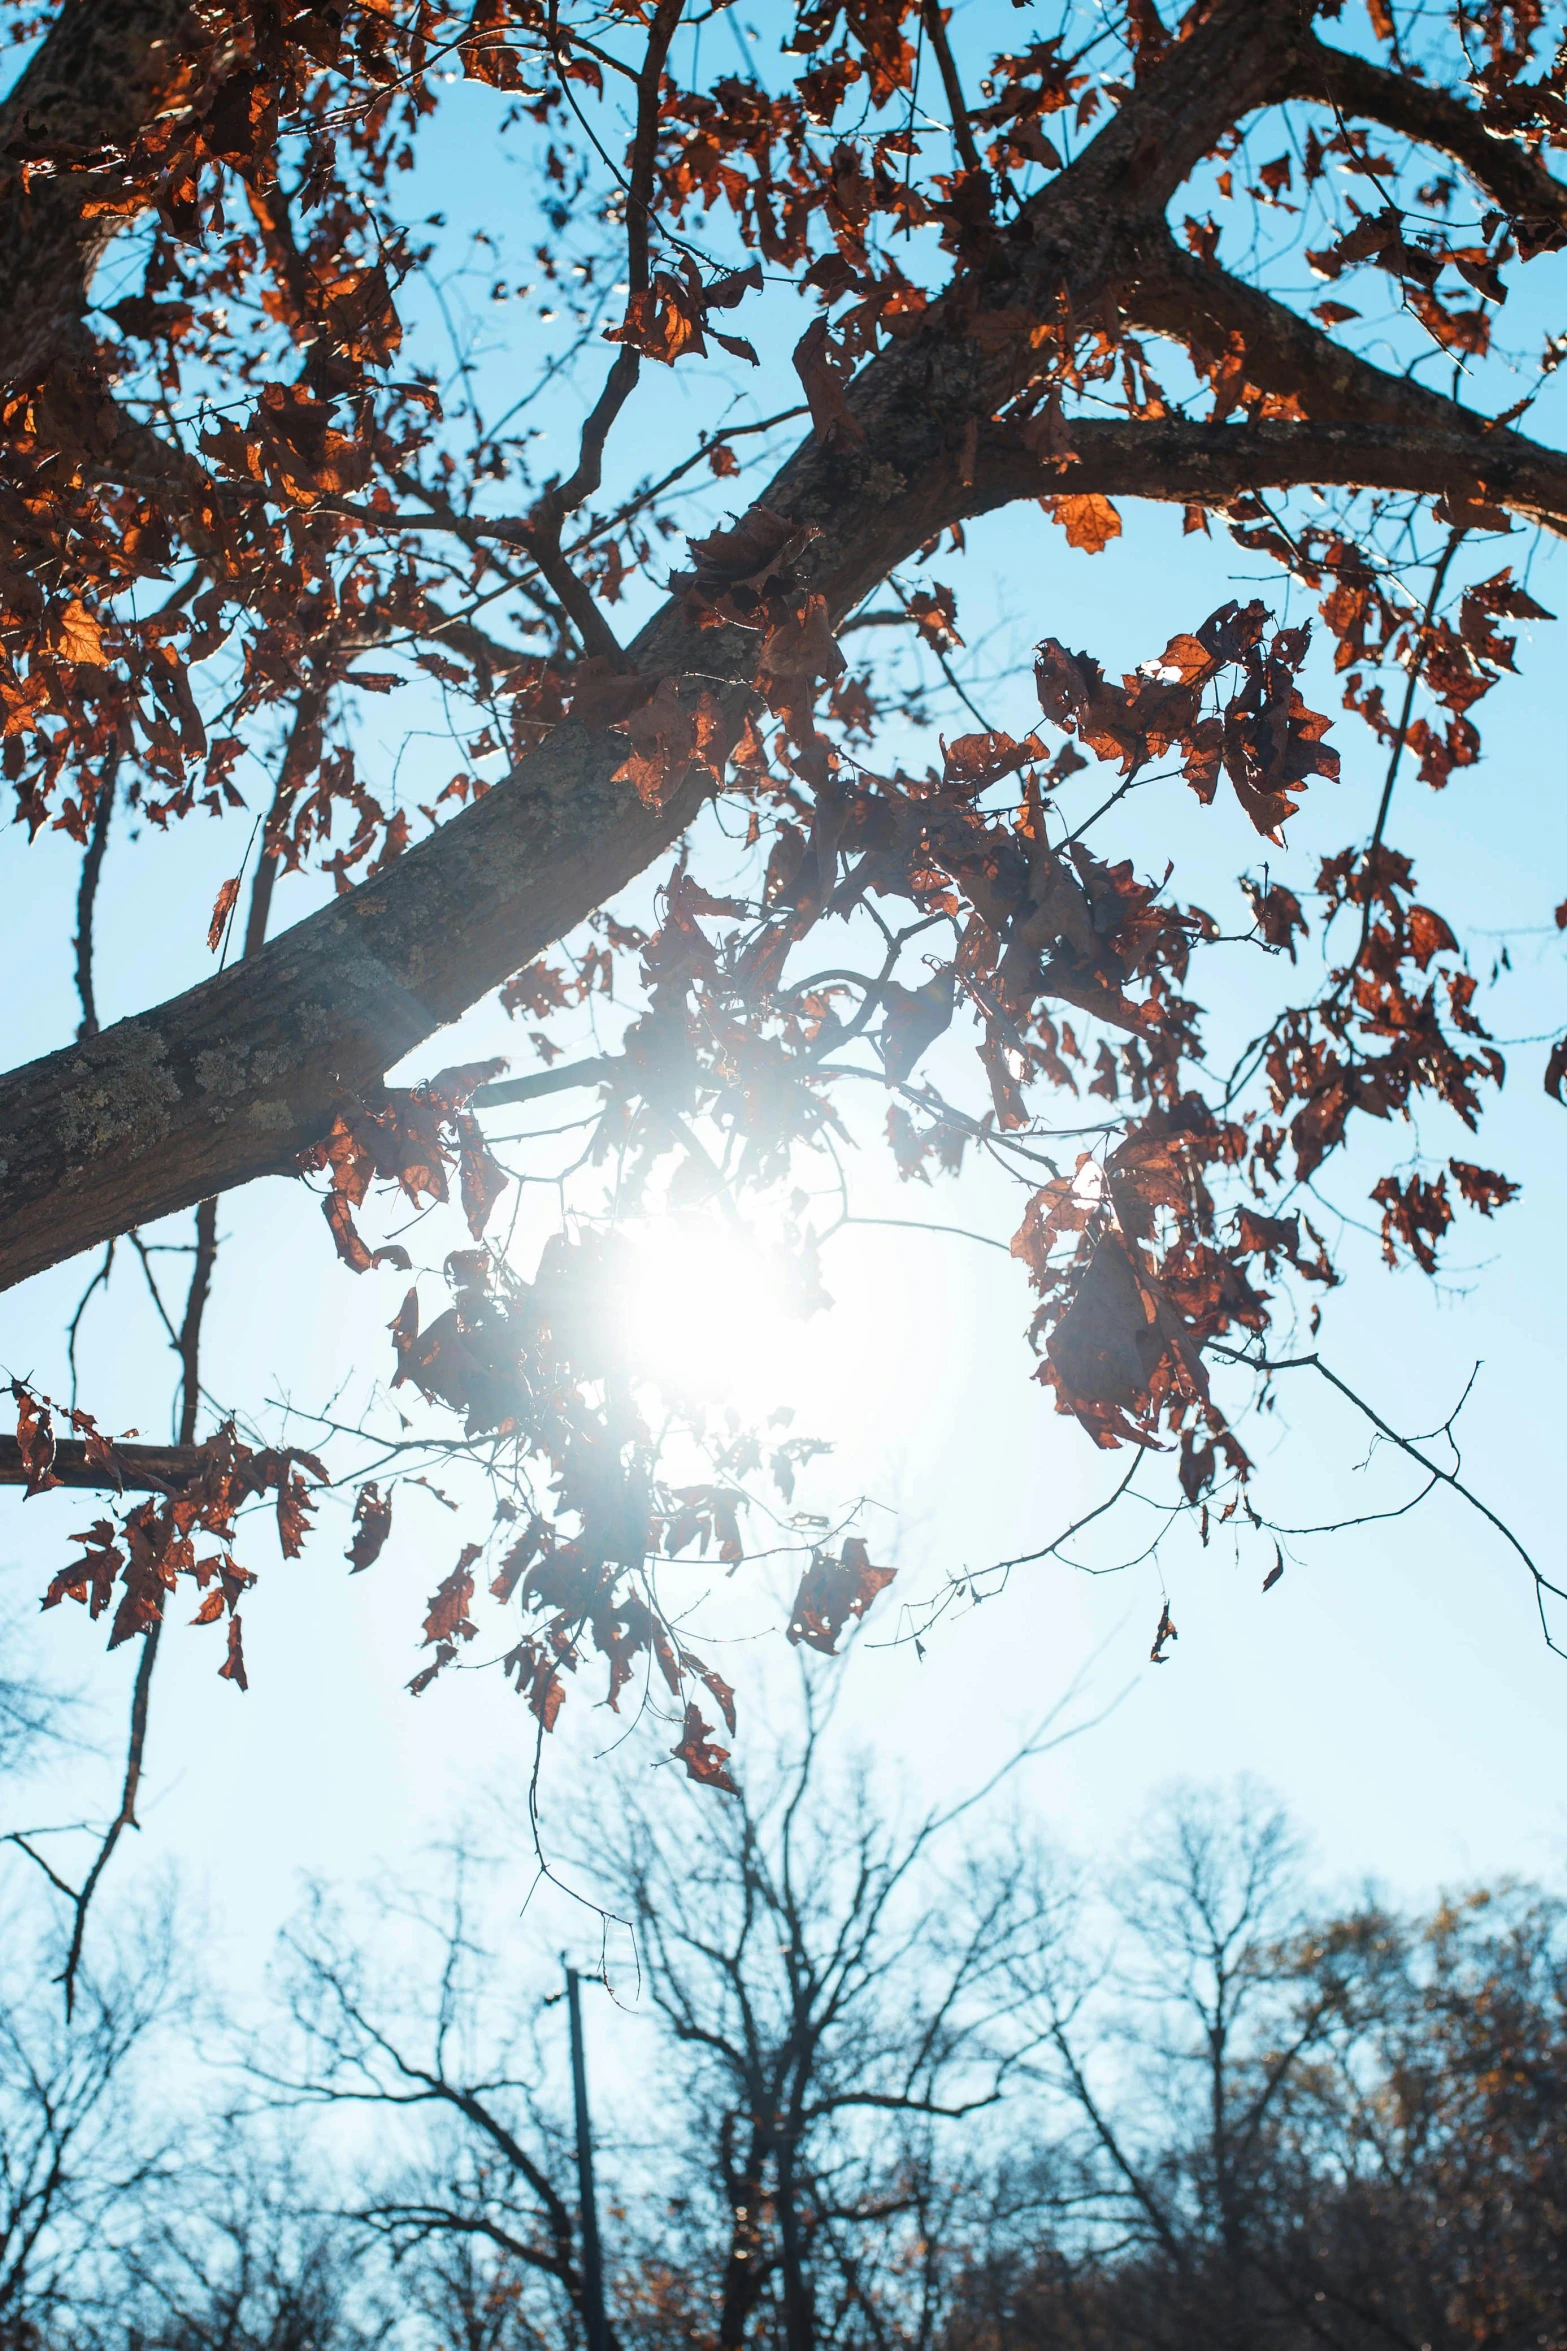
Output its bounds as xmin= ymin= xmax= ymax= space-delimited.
xmin=14 ymin=1379 xmax=320 ymax=1690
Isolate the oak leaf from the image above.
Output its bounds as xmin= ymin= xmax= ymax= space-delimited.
xmin=1043 ymin=492 xmax=1122 ymax=554
xmin=671 ymin=1703 xmax=738 ymax=1793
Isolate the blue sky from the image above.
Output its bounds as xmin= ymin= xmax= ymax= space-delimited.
xmin=5 ymin=0 xmax=1567 ymax=2009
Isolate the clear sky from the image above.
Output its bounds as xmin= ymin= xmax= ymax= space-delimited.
xmin=5 ymin=1 xmax=1567 ymax=2016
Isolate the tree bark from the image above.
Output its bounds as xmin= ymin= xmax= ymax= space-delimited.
xmin=0 ymin=1435 xmax=210 ymax=1490
xmin=0 ymin=0 xmax=208 ymax=384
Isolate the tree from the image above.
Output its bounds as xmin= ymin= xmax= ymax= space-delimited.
xmin=0 ymin=1897 xmax=177 ymax=2349
xmin=233 ymin=1680 xmax=1086 ymax=2351
xmin=8 ymin=1752 xmax=1567 ymax=2351
xmin=252 ymin=1859 xmax=598 ymax=2350
xmin=947 ymin=1783 xmax=1567 ymax=2351
xmin=4 ymin=0 xmax=1567 ymax=1863
xmin=578 ymin=1674 xmax=1061 ymax=2351
xmin=103 ymin=2125 xmax=387 ymax=2351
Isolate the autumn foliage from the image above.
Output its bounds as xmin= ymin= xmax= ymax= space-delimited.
xmin=3 ymin=0 xmax=1567 ymax=1776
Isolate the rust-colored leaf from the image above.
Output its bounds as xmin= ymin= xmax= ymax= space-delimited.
xmin=11 ymin=1382 xmax=59 ymax=1497
xmin=218 ymin=1613 xmax=249 ymax=1689
xmin=671 ymin=1702 xmax=738 ymax=1793
xmin=787 ymin=1538 xmax=896 ymax=1655
xmin=347 ymin=1482 xmax=392 ymax=1573
xmin=207 ymin=877 xmax=241 ymax=954
xmin=1043 ymin=492 xmax=1123 ymax=554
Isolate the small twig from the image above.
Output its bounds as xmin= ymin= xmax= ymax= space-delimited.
xmin=1211 ymin=1343 xmax=1566 ymax=1652
xmin=73 ymin=744 xmax=120 ymax=1040
xmin=66 ymin=1240 xmax=115 ymax=1410
xmin=920 ymin=0 xmax=983 ymax=176
xmin=57 ymin=1620 xmax=160 ymax=2019
xmin=1344 ymin=525 xmax=1466 ymax=983
xmin=245 ymin=681 xmax=329 ymax=958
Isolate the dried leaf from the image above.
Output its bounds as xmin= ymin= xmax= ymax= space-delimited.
xmin=787 ymin=1538 xmax=896 ymax=1654
xmin=347 ymin=1483 xmax=392 ymax=1573
xmin=218 ymin=1613 xmax=249 ymax=1690
xmin=671 ymin=1703 xmax=738 ymax=1792
xmin=207 ymin=877 xmax=241 ymax=954
xmin=57 ymin=599 xmax=105 ymax=665
xmin=1043 ymin=492 xmax=1123 ymax=554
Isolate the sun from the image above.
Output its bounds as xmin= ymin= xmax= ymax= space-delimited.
xmin=616 ymin=1213 xmax=813 ymax=1418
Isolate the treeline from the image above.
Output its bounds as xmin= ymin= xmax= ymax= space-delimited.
xmin=3 ymin=1698 xmax=1564 ymax=2351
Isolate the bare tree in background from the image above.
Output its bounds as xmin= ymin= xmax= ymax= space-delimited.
xmin=233 ymin=1671 xmax=1092 ymax=2351
xmin=947 ymin=1783 xmax=1567 ymax=2351
xmin=104 ymin=2124 xmax=388 ymax=2351
xmin=569 ymin=1672 xmax=1093 ymax=2351
xmin=7 ymin=1764 xmax=1567 ymax=2351
xmin=0 ymin=1901 xmax=176 ymax=2351
xmin=249 ymin=1860 xmax=593 ymax=2351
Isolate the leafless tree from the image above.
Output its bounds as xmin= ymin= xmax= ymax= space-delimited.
xmin=947 ymin=1783 xmax=1567 ymax=2351
xmin=102 ymin=2124 xmax=388 ymax=2351
xmin=248 ymin=1859 xmax=591 ymax=2351
xmin=574 ymin=1671 xmax=1097 ymax=2351
xmin=0 ymin=1899 xmax=177 ymax=2351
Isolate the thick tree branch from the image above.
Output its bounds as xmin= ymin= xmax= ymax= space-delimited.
xmin=0 ymin=1436 xmax=207 ymax=1490
xmin=962 ymin=413 xmax=1567 ymax=537
xmin=0 ymin=0 xmax=208 ymax=385
xmin=1295 ymin=35 xmax=1567 ymax=255
xmin=1125 ymin=232 xmax=1556 ymax=454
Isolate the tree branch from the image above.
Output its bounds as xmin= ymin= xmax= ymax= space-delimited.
xmin=961 ymin=413 xmax=1567 ymax=538
xmin=0 ymin=0 xmax=209 ymax=385
xmin=921 ymin=0 xmax=983 ymax=178
xmin=0 ymin=0 xmax=1499 ymax=1295
xmin=1126 ymin=231 xmax=1545 ymax=451
xmin=1294 ymin=35 xmax=1567 ymax=256
xmin=0 ymin=1436 xmax=209 ymax=1491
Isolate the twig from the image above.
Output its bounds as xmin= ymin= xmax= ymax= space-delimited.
xmin=73 ymin=744 xmax=119 ymax=1040
xmin=920 ymin=0 xmax=983 ymax=176
xmin=1344 ymin=525 xmax=1465 ymax=981
xmin=245 ymin=682 xmax=329 ymax=958
xmin=1211 ymin=1343 xmax=1567 ymax=1652
xmin=57 ymin=1623 xmax=159 ymax=2019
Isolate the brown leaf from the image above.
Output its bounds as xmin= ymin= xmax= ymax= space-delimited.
xmin=1448 ymin=1159 xmax=1518 ymax=1215
xmin=421 ymin=1545 xmax=480 ymax=1646
xmin=57 ymin=598 xmax=105 ymax=665
xmin=275 ymin=1459 xmax=320 ymax=1559
xmin=1043 ymin=492 xmax=1123 ymax=554
xmin=207 ymin=877 xmax=241 ymax=954
xmin=671 ymin=1703 xmax=738 ymax=1793
xmin=218 ymin=1613 xmax=249 ymax=1690
xmin=42 ymin=1521 xmax=123 ymax=1618
xmin=323 ymin=1189 xmax=373 ymax=1272
xmin=11 ymin=1382 xmax=59 ymax=1497
xmin=455 ymin=1111 xmax=508 ymax=1239
xmin=347 ymin=1483 xmax=392 ymax=1573
xmin=787 ymin=1537 xmax=896 ymax=1654
xmin=1407 ymin=905 xmax=1458 ymax=968
xmin=491 ymin=1517 xmax=544 ymax=1601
